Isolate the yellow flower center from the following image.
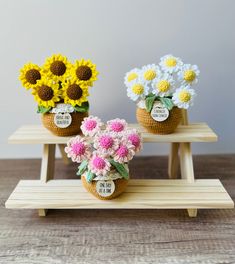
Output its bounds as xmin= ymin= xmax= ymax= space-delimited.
xmin=127 ymin=73 xmax=138 ymax=82
xmin=157 ymin=80 xmax=170 ymax=92
xmin=144 ymin=70 xmax=156 ymax=81
xmin=132 ymin=84 xmax=144 ymax=95
xmin=165 ymin=58 xmax=177 ymax=67
xmin=184 ymin=70 xmax=196 ymax=82
xmin=179 ymin=91 xmax=191 ymax=102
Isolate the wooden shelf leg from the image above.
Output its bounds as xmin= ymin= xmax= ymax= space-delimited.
xmin=40 ymin=144 xmax=56 ymax=183
xmin=58 ymin=144 xmax=70 ymax=165
xmin=187 ymin=209 xmax=198 ymax=217
xmin=38 ymin=144 xmax=55 ymax=216
xmin=38 ymin=209 xmax=48 ymax=217
xmin=168 ymin=143 xmax=179 ymax=179
xmin=180 ymin=142 xmax=198 ymax=216
xmin=179 ymin=142 xmax=195 ymax=182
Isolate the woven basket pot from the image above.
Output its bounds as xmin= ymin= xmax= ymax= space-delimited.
xmin=136 ymin=107 xmax=182 ymax=134
xmin=41 ymin=112 xmax=88 ymax=137
xmin=81 ymin=176 xmax=129 ymax=200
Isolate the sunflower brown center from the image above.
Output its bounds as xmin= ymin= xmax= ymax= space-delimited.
xmin=67 ymin=84 xmax=83 ymax=100
xmin=25 ymin=69 xmax=41 ymax=84
xmin=76 ymin=66 xmax=92 ymax=81
xmin=50 ymin=61 xmax=66 ymax=76
xmin=37 ymin=85 xmax=54 ymax=101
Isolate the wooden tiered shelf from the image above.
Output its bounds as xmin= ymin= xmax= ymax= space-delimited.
xmin=5 ymin=121 xmax=234 ymax=217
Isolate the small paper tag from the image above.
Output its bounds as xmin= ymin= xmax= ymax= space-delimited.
xmin=96 ymin=180 xmax=115 ymax=197
xmin=151 ymin=101 xmax=169 ymax=122
xmin=54 ymin=113 xmax=72 ymax=128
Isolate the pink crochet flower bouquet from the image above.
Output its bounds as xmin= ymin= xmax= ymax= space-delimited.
xmin=65 ymin=116 xmax=142 ymax=200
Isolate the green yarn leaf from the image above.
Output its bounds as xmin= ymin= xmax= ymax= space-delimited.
xmin=77 ymin=160 xmax=88 ymax=176
xmin=37 ymin=105 xmax=51 ymax=114
xmin=73 ymin=101 xmax=89 ymax=113
xmin=86 ymin=170 xmax=95 ymax=183
xmin=145 ymin=94 xmax=156 ymax=112
xmin=159 ymin=97 xmax=174 ymax=110
xmin=110 ymin=159 xmax=129 ymax=179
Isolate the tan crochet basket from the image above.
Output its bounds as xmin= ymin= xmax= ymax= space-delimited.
xmin=42 ymin=112 xmax=88 ymax=136
xmin=136 ymin=107 xmax=182 ymax=134
xmin=81 ymin=175 xmax=129 ymax=200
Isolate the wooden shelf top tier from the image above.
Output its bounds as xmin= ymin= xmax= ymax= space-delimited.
xmin=8 ymin=123 xmax=217 ymax=144
xmin=5 ymin=179 xmax=233 ymax=209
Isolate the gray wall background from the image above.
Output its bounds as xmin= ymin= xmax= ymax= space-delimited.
xmin=0 ymin=0 xmax=234 ymax=158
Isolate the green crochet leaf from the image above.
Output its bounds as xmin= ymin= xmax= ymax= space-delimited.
xmin=159 ymin=97 xmax=174 ymax=110
xmin=73 ymin=101 xmax=89 ymax=113
xmin=76 ymin=160 xmax=88 ymax=176
xmin=145 ymin=94 xmax=156 ymax=112
xmin=86 ymin=170 xmax=95 ymax=183
xmin=37 ymin=105 xmax=51 ymax=114
xmin=110 ymin=159 xmax=129 ymax=179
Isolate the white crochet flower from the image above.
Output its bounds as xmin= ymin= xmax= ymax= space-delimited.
xmin=151 ymin=73 xmax=175 ymax=97
xmin=140 ymin=64 xmax=161 ymax=83
xmin=127 ymin=78 xmax=150 ymax=102
xmin=160 ymin=54 xmax=183 ymax=73
xmin=177 ymin=64 xmax=200 ymax=85
xmin=124 ymin=68 xmax=140 ymax=86
xmin=172 ymin=86 xmax=196 ymax=109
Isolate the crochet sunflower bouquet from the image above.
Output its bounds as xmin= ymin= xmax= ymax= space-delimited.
xmin=65 ymin=116 xmax=142 ymax=200
xmin=124 ymin=54 xmax=199 ymax=134
xmin=19 ymin=54 xmax=98 ymax=136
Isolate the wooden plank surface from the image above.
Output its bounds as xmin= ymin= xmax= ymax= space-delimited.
xmin=8 ymin=123 xmax=218 ymax=144
xmin=5 ymin=179 xmax=233 ymax=209
xmin=1 ymin=156 xmax=235 ymax=264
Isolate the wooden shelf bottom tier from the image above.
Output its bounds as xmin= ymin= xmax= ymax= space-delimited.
xmin=5 ymin=179 xmax=234 ymax=209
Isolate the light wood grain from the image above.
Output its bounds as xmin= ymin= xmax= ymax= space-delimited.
xmin=5 ymin=179 xmax=233 ymax=210
xmin=58 ymin=144 xmax=70 ymax=165
xmin=168 ymin=143 xmax=179 ymax=179
xmin=180 ymin=142 xmax=195 ymax=182
xmin=8 ymin=123 xmax=218 ymax=144
xmin=1 ymin=156 xmax=235 ymax=264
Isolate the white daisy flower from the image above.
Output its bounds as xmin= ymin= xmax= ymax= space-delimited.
xmin=177 ymin=64 xmax=200 ymax=85
xmin=160 ymin=54 xmax=183 ymax=73
xmin=124 ymin=68 xmax=140 ymax=86
xmin=140 ymin=64 xmax=161 ymax=83
xmin=151 ymin=73 xmax=175 ymax=97
xmin=127 ymin=78 xmax=149 ymax=102
xmin=172 ymin=86 xmax=196 ymax=109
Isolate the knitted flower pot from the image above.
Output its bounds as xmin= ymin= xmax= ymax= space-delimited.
xmin=64 ymin=116 xmax=142 ymax=200
xmin=81 ymin=168 xmax=129 ymax=200
xmin=19 ymin=54 xmax=99 ymax=137
xmin=136 ymin=105 xmax=182 ymax=134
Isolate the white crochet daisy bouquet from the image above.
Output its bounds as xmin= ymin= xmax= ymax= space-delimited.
xmin=124 ymin=54 xmax=200 ymax=134
xmin=65 ymin=116 xmax=142 ymax=200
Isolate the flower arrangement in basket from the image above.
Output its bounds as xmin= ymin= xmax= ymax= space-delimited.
xmin=124 ymin=54 xmax=199 ymax=134
xmin=65 ymin=116 xmax=142 ymax=200
xmin=19 ymin=54 xmax=98 ymax=136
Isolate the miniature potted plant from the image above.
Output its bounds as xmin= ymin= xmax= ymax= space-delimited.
xmin=65 ymin=116 xmax=142 ymax=200
xmin=124 ymin=54 xmax=199 ymax=134
xmin=19 ymin=54 xmax=98 ymax=136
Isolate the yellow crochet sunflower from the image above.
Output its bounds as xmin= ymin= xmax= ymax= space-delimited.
xmin=43 ymin=54 xmax=71 ymax=82
xmin=71 ymin=59 xmax=98 ymax=86
xmin=62 ymin=79 xmax=89 ymax=107
xmin=19 ymin=63 xmax=42 ymax=89
xmin=32 ymin=78 xmax=61 ymax=108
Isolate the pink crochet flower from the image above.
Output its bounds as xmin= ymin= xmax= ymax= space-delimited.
xmin=81 ymin=116 xmax=103 ymax=137
xmin=88 ymin=152 xmax=111 ymax=176
xmin=113 ymin=139 xmax=135 ymax=163
xmin=65 ymin=136 xmax=92 ymax=163
xmin=107 ymin=118 xmax=127 ymax=133
xmin=126 ymin=129 xmax=142 ymax=152
xmin=93 ymin=132 xmax=119 ymax=156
